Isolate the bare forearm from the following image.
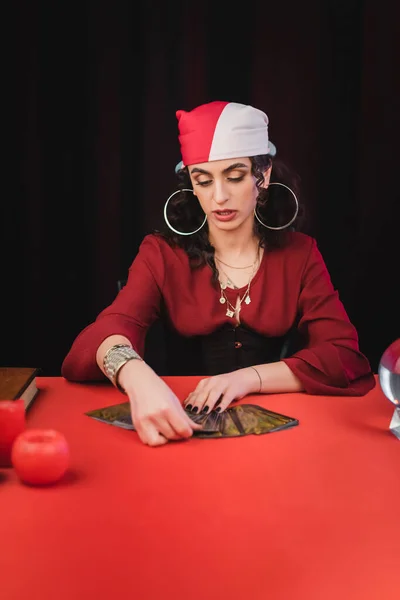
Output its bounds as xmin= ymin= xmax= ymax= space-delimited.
xmin=95 ymin=336 xmax=199 ymax=446
xmin=248 ymin=361 xmax=304 ymax=394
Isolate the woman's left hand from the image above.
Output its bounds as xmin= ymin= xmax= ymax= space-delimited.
xmin=184 ymin=368 xmax=260 ymax=414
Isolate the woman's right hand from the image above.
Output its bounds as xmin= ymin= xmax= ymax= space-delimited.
xmin=118 ymin=359 xmax=203 ymax=446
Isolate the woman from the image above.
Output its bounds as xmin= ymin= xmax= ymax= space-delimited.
xmin=62 ymin=100 xmax=375 ymax=446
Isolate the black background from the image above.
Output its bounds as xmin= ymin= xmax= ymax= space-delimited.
xmin=4 ymin=0 xmax=399 ymax=374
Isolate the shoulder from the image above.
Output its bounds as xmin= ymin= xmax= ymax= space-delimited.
xmin=266 ymin=232 xmax=325 ymax=278
xmin=286 ymin=231 xmax=315 ymax=249
xmin=281 ymin=232 xmax=333 ymax=283
xmin=126 ymin=234 xmax=189 ymax=289
xmin=274 ymin=231 xmax=317 ymax=259
xmin=137 ymin=233 xmax=188 ymax=265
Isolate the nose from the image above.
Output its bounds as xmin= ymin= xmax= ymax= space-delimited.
xmin=213 ymin=180 xmax=229 ymax=206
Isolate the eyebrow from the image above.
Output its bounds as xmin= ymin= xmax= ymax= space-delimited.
xmin=190 ymin=162 xmax=249 ymax=176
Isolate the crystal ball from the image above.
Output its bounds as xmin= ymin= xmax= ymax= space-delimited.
xmin=378 ymin=338 xmax=400 ymax=405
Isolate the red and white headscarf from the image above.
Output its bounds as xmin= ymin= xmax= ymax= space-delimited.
xmin=175 ymin=100 xmax=276 ymax=171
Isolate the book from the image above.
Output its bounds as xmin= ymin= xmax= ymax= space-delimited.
xmin=86 ymin=402 xmax=299 ymax=438
xmin=0 ymin=367 xmax=40 ymax=410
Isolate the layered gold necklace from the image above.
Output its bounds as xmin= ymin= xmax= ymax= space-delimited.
xmin=216 ymin=251 xmax=260 ymax=319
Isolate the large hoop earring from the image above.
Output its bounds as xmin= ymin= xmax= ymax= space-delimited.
xmin=254 ymin=182 xmax=299 ymax=231
xmin=163 ymin=188 xmax=207 ymax=236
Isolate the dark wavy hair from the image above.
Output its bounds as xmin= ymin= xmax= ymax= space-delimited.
xmin=157 ymin=155 xmax=305 ymax=283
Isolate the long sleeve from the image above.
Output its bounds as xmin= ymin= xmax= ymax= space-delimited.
xmin=62 ymin=231 xmax=375 ymax=395
xmin=61 ymin=235 xmax=165 ymax=382
xmin=281 ymin=238 xmax=375 ymax=395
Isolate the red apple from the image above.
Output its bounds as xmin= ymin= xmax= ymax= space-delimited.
xmin=11 ymin=428 xmax=70 ymax=485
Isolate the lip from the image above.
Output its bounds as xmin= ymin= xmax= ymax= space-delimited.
xmin=212 ymin=210 xmax=238 ymax=222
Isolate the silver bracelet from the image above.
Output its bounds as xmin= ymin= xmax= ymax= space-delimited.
xmin=250 ymin=366 xmax=262 ymax=393
xmin=103 ymin=344 xmax=143 ymax=393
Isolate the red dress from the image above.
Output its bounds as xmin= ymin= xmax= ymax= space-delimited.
xmin=62 ymin=231 xmax=375 ymax=396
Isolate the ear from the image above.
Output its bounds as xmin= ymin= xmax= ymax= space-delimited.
xmin=261 ymin=166 xmax=272 ymax=188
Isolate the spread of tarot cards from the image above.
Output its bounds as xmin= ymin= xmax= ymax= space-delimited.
xmin=86 ymin=402 xmax=299 ymax=438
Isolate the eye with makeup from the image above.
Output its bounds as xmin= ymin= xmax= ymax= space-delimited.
xmin=191 ymin=162 xmax=249 ymax=187
xmin=195 ymin=174 xmax=246 ymax=187
xmin=228 ymin=175 xmax=245 ymax=182
xmin=195 ymin=179 xmax=212 ymax=187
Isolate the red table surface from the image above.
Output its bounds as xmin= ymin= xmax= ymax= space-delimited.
xmin=1 ymin=375 xmax=399 ymax=600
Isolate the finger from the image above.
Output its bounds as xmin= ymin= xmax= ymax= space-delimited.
xmin=183 ymin=392 xmax=194 ymax=409
xmin=184 ymin=380 xmax=207 ymax=408
xmin=187 ymin=391 xmax=209 ymax=415
xmin=152 ymin=416 xmax=184 ymax=441
xmin=202 ymin=391 xmax=225 ymax=413
xmin=186 ymin=415 xmax=204 ymax=430
xmin=196 ymin=378 xmax=209 ymax=389
xmin=174 ymin=401 xmax=203 ymax=430
xmin=215 ymin=393 xmax=235 ymax=412
xmin=145 ymin=430 xmax=169 ymax=447
xmin=167 ymin=409 xmax=201 ymax=437
xmin=182 ymin=407 xmax=204 ymax=430
xmin=136 ymin=422 xmax=169 ymax=447
xmin=137 ymin=407 xmax=193 ymax=442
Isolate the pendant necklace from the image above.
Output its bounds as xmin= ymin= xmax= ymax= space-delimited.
xmin=218 ymin=252 xmax=259 ymax=319
xmin=218 ymin=266 xmax=239 ymax=290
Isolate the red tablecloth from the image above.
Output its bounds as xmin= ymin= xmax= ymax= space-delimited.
xmin=1 ymin=375 xmax=399 ymax=600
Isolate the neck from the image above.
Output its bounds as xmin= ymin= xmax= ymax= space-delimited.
xmin=209 ymin=219 xmax=259 ymax=259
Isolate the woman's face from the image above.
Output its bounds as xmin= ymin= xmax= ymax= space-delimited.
xmin=188 ymin=157 xmax=270 ymax=232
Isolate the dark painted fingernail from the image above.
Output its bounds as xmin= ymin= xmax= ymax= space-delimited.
xmin=202 ymin=406 xmax=209 ymax=414
xmin=191 ymin=406 xmax=198 ymax=413
xmin=186 ymin=404 xmax=192 ymax=410
xmin=215 ymin=407 xmax=221 ymax=412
